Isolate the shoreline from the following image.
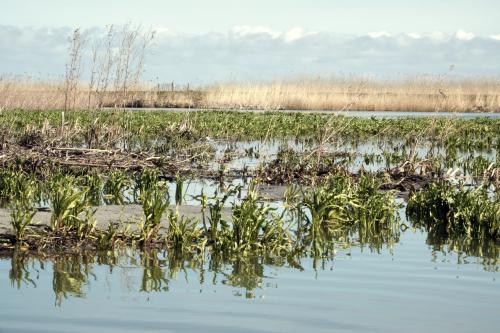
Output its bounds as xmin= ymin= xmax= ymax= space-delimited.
xmin=104 ymin=107 xmax=500 ymax=116
xmin=0 ymin=204 xmax=231 ymax=236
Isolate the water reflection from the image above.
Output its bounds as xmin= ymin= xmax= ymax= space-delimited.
xmin=408 ymin=219 xmax=500 ymax=272
xmin=4 ymin=248 xmax=323 ymax=305
xmin=138 ymin=251 xmax=170 ymax=292
xmin=331 ymin=219 xmax=401 ymax=254
xmin=427 ymin=236 xmax=499 ymax=272
xmin=9 ymin=252 xmax=39 ymax=289
xmin=5 ymin=227 xmax=498 ymax=308
xmin=52 ymin=255 xmax=96 ymax=306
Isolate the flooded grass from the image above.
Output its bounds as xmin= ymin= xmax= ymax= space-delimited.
xmin=1 ymin=109 xmax=499 ymax=145
xmin=0 ymin=115 xmax=498 ymax=293
xmin=407 ymin=182 xmax=499 ymax=239
xmin=0 ymin=110 xmax=499 ymax=332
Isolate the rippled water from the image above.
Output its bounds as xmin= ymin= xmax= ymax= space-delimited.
xmin=1 ymin=228 xmax=498 ymax=333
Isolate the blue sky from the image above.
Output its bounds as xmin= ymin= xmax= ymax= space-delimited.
xmin=1 ymin=0 xmax=499 ymax=83
xmin=2 ymin=0 xmax=500 ymax=35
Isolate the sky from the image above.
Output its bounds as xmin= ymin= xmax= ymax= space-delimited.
xmin=1 ymin=0 xmax=500 ymax=84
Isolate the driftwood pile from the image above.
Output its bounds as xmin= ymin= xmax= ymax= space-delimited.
xmin=0 ymin=145 xmax=192 ymax=173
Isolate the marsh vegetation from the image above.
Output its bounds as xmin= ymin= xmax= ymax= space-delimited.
xmin=0 ymin=108 xmax=498 ymax=333
xmin=0 ymin=110 xmax=497 ymax=261
xmin=3 ymin=77 xmax=500 ymax=112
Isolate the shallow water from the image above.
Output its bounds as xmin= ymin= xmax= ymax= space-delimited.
xmin=210 ymin=137 xmax=497 ymax=178
xmin=1 ymin=228 xmax=498 ymax=333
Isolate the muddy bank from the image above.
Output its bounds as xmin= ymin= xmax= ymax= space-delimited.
xmin=0 ymin=204 xmax=231 ymax=236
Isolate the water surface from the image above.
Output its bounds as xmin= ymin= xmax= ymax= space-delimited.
xmin=1 ymin=229 xmax=498 ymax=333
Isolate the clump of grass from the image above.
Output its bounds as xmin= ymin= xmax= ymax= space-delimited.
xmin=81 ymin=172 xmax=104 ymax=206
xmin=174 ymin=173 xmax=185 ymax=206
xmin=258 ymin=147 xmax=351 ymax=185
xmin=166 ymin=210 xmax=203 ymax=252
xmin=104 ymin=171 xmax=130 ymax=205
xmin=49 ymin=176 xmax=93 ymax=232
xmin=231 ymin=182 xmax=290 ymax=254
xmin=139 ymin=169 xmax=169 ymax=242
xmin=1 ymin=170 xmax=40 ymax=206
xmin=407 ymin=182 xmax=500 ymax=240
xmin=195 ymin=182 xmax=293 ymax=255
xmin=299 ymin=174 xmax=400 ymax=255
xmin=200 ymin=186 xmax=238 ymax=247
xmin=355 ymin=174 xmax=401 ymax=225
xmin=9 ymin=173 xmax=37 ymax=242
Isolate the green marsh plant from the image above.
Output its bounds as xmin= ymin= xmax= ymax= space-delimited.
xmin=49 ymin=176 xmax=94 ymax=233
xmin=81 ymin=172 xmax=104 ymax=206
xmin=300 ymin=174 xmax=400 ymax=255
xmin=167 ymin=209 xmax=204 ymax=252
xmin=139 ymin=169 xmax=169 ymax=243
xmin=231 ymin=182 xmax=291 ymax=254
xmin=104 ymin=170 xmax=130 ymax=205
xmin=9 ymin=173 xmax=37 ymax=242
xmin=200 ymin=186 xmax=238 ymax=247
xmin=407 ymin=181 xmax=499 ymax=240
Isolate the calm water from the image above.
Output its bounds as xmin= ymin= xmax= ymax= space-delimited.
xmin=1 ymin=229 xmax=498 ymax=333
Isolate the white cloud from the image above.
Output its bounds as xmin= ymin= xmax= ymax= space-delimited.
xmin=231 ymin=26 xmax=317 ymax=43
xmin=231 ymin=25 xmax=281 ymax=39
xmin=406 ymin=33 xmax=422 ymax=39
xmin=367 ymin=31 xmax=391 ymax=38
xmin=283 ymin=27 xmax=307 ymax=42
xmin=429 ymin=31 xmax=448 ymax=40
xmin=455 ymin=29 xmax=475 ymax=40
xmin=490 ymin=34 xmax=500 ymax=41
xmin=154 ymin=27 xmax=178 ymax=37
xmin=1 ymin=25 xmax=499 ymax=84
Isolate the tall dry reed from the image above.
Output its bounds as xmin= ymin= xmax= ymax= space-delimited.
xmin=202 ymin=77 xmax=500 ymax=112
xmin=2 ymin=77 xmax=500 ymax=112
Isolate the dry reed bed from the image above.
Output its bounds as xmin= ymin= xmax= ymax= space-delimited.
xmin=2 ymin=78 xmax=500 ymax=112
xmin=204 ymin=79 xmax=500 ymax=112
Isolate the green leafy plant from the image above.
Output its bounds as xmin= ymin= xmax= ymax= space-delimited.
xmin=300 ymin=174 xmax=400 ymax=255
xmin=174 ymin=173 xmax=185 ymax=206
xmin=104 ymin=171 xmax=130 ymax=204
xmin=139 ymin=169 xmax=169 ymax=242
xmin=81 ymin=172 xmax=104 ymax=206
xmin=49 ymin=176 xmax=92 ymax=231
xmin=166 ymin=209 xmax=204 ymax=252
xmin=407 ymin=182 xmax=500 ymax=240
xmin=231 ymin=182 xmax=285 ymax=253
xmin=203 ymin=186 xmax=238 ymax=246
xmin=9 ymin=174 xmax=37 ymax=242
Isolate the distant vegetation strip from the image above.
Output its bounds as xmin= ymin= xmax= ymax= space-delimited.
xmin=1 ymin=109 xmax=499 ymax=143
xmin=2 ymin=78 xmax=500 ymax=112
